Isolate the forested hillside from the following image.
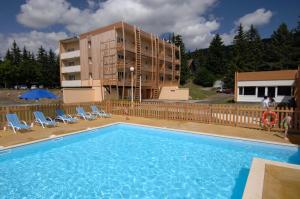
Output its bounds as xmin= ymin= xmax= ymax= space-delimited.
xmin=181 ymin=19 xmax=300 ymax=88
xmin=0 ymin=41 xmax=60 ymax=88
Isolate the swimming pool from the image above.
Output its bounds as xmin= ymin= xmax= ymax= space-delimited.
xmin=0 ymin=123 xmax=299 ymax=198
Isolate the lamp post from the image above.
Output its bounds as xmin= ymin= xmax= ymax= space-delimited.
xmin=130 ymin=66 xmax=135 ymax=103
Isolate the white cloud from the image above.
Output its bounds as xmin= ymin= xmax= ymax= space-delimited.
xmin=236 ymin=8 xmax=273 ymax=31
xmin=14 ymin=1 xmax=273 ymax=51
xmin=0 ymin=31 xmax=68 ymax=56
xmin=221 ymin=8 xmax=273 ymax=45
xmin=17 ymin=0 xmax=219 ymax=50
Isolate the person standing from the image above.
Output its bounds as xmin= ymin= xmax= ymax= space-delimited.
xmin=282 ymin=114 xmax=292 ymax=140
xmin=261 ymin=96 xmax=269 ymax=108
xmin=268 ymin=96 xmax=276 ymax=107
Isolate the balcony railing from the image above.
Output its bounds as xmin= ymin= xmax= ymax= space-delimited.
xmin=174 ymin=59 xmax=180 ymax=64
xmin=61 ymin=80 xmax=81 ymax=87
xmin=61 ymin=50 xmax=80 ymax=60
xmin=61 ymin=65 xmax=81 ymax=73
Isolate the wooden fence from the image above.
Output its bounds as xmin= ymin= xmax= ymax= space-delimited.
xmin=0 ymin=101 xmax=299 ymax=132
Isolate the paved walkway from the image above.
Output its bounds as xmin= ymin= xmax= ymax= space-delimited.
xmin=0 ymin=115 xmax=299 ymax=147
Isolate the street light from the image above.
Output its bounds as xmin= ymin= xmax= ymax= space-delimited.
xmin=130 ymin=66 xmax=134 ymax=103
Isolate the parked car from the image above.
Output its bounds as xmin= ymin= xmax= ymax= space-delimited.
xmin=31 ymin=85 xmax=37 ymax=89
xmin=216 ymin=87 xmax=223 ymax=93
xmin=19 ymin=85 xmax=28 ymax=90
xmin=223 ymin=88 xmax=232 ymax=94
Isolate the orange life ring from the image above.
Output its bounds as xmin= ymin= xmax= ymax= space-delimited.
xmin=262 ymin=111 xmax=278 ymax=127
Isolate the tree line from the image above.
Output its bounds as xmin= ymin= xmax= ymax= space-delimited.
xmin=0 ymin=41 xmax=60 ymax=88
xmin=180 ymin=19 xmax=300 ymax=88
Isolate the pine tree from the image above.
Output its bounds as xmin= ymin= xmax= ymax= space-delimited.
xmin=48 ymin=49 xmax=60 ymax=87
xmin=269 ymin=23 xmax=294 ymax=69
xmin=246 ymin=25 xmax=263 ymax=71
xmin=232 ymin=24 xmax=250 ymax=71
xmin=291 ymin=16 xmax=300 ymax=66
xmin=206 ymin=34 xmax=226 ymax=75
xmin=37 ymin=46 xmax=49 ymax=86
xmin=11 ymin=40 xmax=22 ymax=66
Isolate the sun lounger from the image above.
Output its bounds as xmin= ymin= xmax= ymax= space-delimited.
xmin=91 ymin=105 xmax=111 ymax=118
xmin=6 ymin=113 xmax=31 ymax=133
xmin=76 ymin=107 xmax=96 ymax=120
xmin=33 ymin=111 xmax=57 ymax=128
xmin=55 ymin=109 xmax=78 ymax=124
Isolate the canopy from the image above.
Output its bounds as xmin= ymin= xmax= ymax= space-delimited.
xmin=19 ymin=89 xmax=59 ymax=100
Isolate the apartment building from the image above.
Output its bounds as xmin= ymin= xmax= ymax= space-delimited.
xmin=59 ymin=21 xmax=183 ymax=103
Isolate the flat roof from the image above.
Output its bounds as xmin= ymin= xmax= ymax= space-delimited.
xmin=59 ymin=36 xmax=79 ymax=43
xmin=237 ymin=70 xmax=297 ymax=81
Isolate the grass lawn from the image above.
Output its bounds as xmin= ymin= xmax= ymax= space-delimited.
xmin=181 ymin=81 xmax=216 ymax=100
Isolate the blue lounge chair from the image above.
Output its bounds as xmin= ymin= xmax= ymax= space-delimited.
xmin=55 ymin=109 xmax=78 ymax=124
xmin=91 ymin=105 xmax=111 ymax=118
xmin=76 ymin=107 xmax=96 ymax=120
xmin=33 ymin=111 xmax=57 ymax=128
xmin=6 ymin=114 xmax=31 ymax=134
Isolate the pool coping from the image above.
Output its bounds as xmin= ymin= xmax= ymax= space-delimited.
xmin=0 ymin=122 xmax=299 ymax=151
xmin=242 ymin=158 xmax=300 ymax=199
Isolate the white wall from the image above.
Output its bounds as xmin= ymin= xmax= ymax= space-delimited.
xmin=237 ymin=80 xmax=294 ymax=103
xmin=159 ymin=87 xmax=189 ymax=100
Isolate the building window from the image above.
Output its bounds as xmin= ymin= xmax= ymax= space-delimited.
xmin=268 ymin=87 xmax=275 ymax=97
xmin=118 ymin=54 xmax=124 ymax=59
xmin=68 ymin=74 xmax=75 ymax=80
xmin=68 ymin=61 xmax=75 ymax=66
xmin=278 ymin=86 xmax=292 ymax=96
xmin=257 ymin=87 xmax=265 ymax=97
xmin=117 ymin=37 xmax=123 ymax=43
xmin=88 ymin=41 xmax=91 ymax=49
xmin=118 ymin=72 xmax=124 ymax=81
xmin=160 ymin=75 xmax=164 ymax=82
xmin=145 ymin=46 xmax=148 ymax=50
xmin=67 ymin=48 xmax=75 ymax=52
xmin=88 ymin=57 xmax=92 ymax=64
xmin=244 ymin=87 xmax=256 ymax=95
xmin=239 ymin=87 xmax=243 ymax=95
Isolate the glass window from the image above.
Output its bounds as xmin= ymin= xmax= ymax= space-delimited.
xmin=68 ymin=75 xmax=75 ymax=80
xmin=244 ymin=87 xmax=256 ymax=95
xmin=239 ymin=87 xmax=243 ymax=95
xmin=268 ymin=87 xmax=275 ymax=97
xmin=88 ymin=41 xmax=91 ymax=48
xmin=257 ymin=87 xmax=265 ymax=97
xmin=277 ymin=86 xmax=291 ymax=96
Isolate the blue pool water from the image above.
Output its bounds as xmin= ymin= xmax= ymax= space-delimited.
xmin=0 ymin=124 xmax=299 ymax=199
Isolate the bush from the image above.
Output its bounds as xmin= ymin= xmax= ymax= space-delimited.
xmin=193 ymin=67 xmax=216 ymax=87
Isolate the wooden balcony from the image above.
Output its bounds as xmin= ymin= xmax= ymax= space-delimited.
xmin=174 ymin=59 xmax=180 ymax=64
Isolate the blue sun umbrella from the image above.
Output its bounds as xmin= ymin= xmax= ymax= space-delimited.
xmin=19 ymin=89 xmax=59 ymax=100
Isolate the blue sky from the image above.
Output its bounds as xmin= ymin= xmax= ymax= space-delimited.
xmin=0 ymin=0 xmax=299 ymax=56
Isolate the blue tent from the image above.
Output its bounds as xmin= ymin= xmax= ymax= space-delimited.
xmin=19 ymin=89 xmax=59 ymax=100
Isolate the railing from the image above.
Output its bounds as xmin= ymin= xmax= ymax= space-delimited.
xmin=0 ymin=101 xmax=299 ymax=132
xmin=60 ymin=50 xmax=80 ymax=60
xmin=61 ymin=80 xmax=81 ymax=87
xmin=61 ymin=65 xmax=81 ymax=73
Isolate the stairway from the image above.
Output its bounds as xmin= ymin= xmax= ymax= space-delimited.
xmin=135 ymin=28 xmax=142 ymax=100
xmin=152 ymin=88 xmax=160 ymax=99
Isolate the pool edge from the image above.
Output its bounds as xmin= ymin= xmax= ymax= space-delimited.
xmin=0 ymin=122 xmax=298 ymax=151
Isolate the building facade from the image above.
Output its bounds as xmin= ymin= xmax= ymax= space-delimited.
xmin=59 ymin=22 xmax=181 ymax=103
xmin=234 ymin=70 xmax=298 ymax=103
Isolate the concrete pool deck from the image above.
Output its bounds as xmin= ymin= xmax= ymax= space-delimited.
xmin=0 ymin=115 xmax=300 ymax=147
